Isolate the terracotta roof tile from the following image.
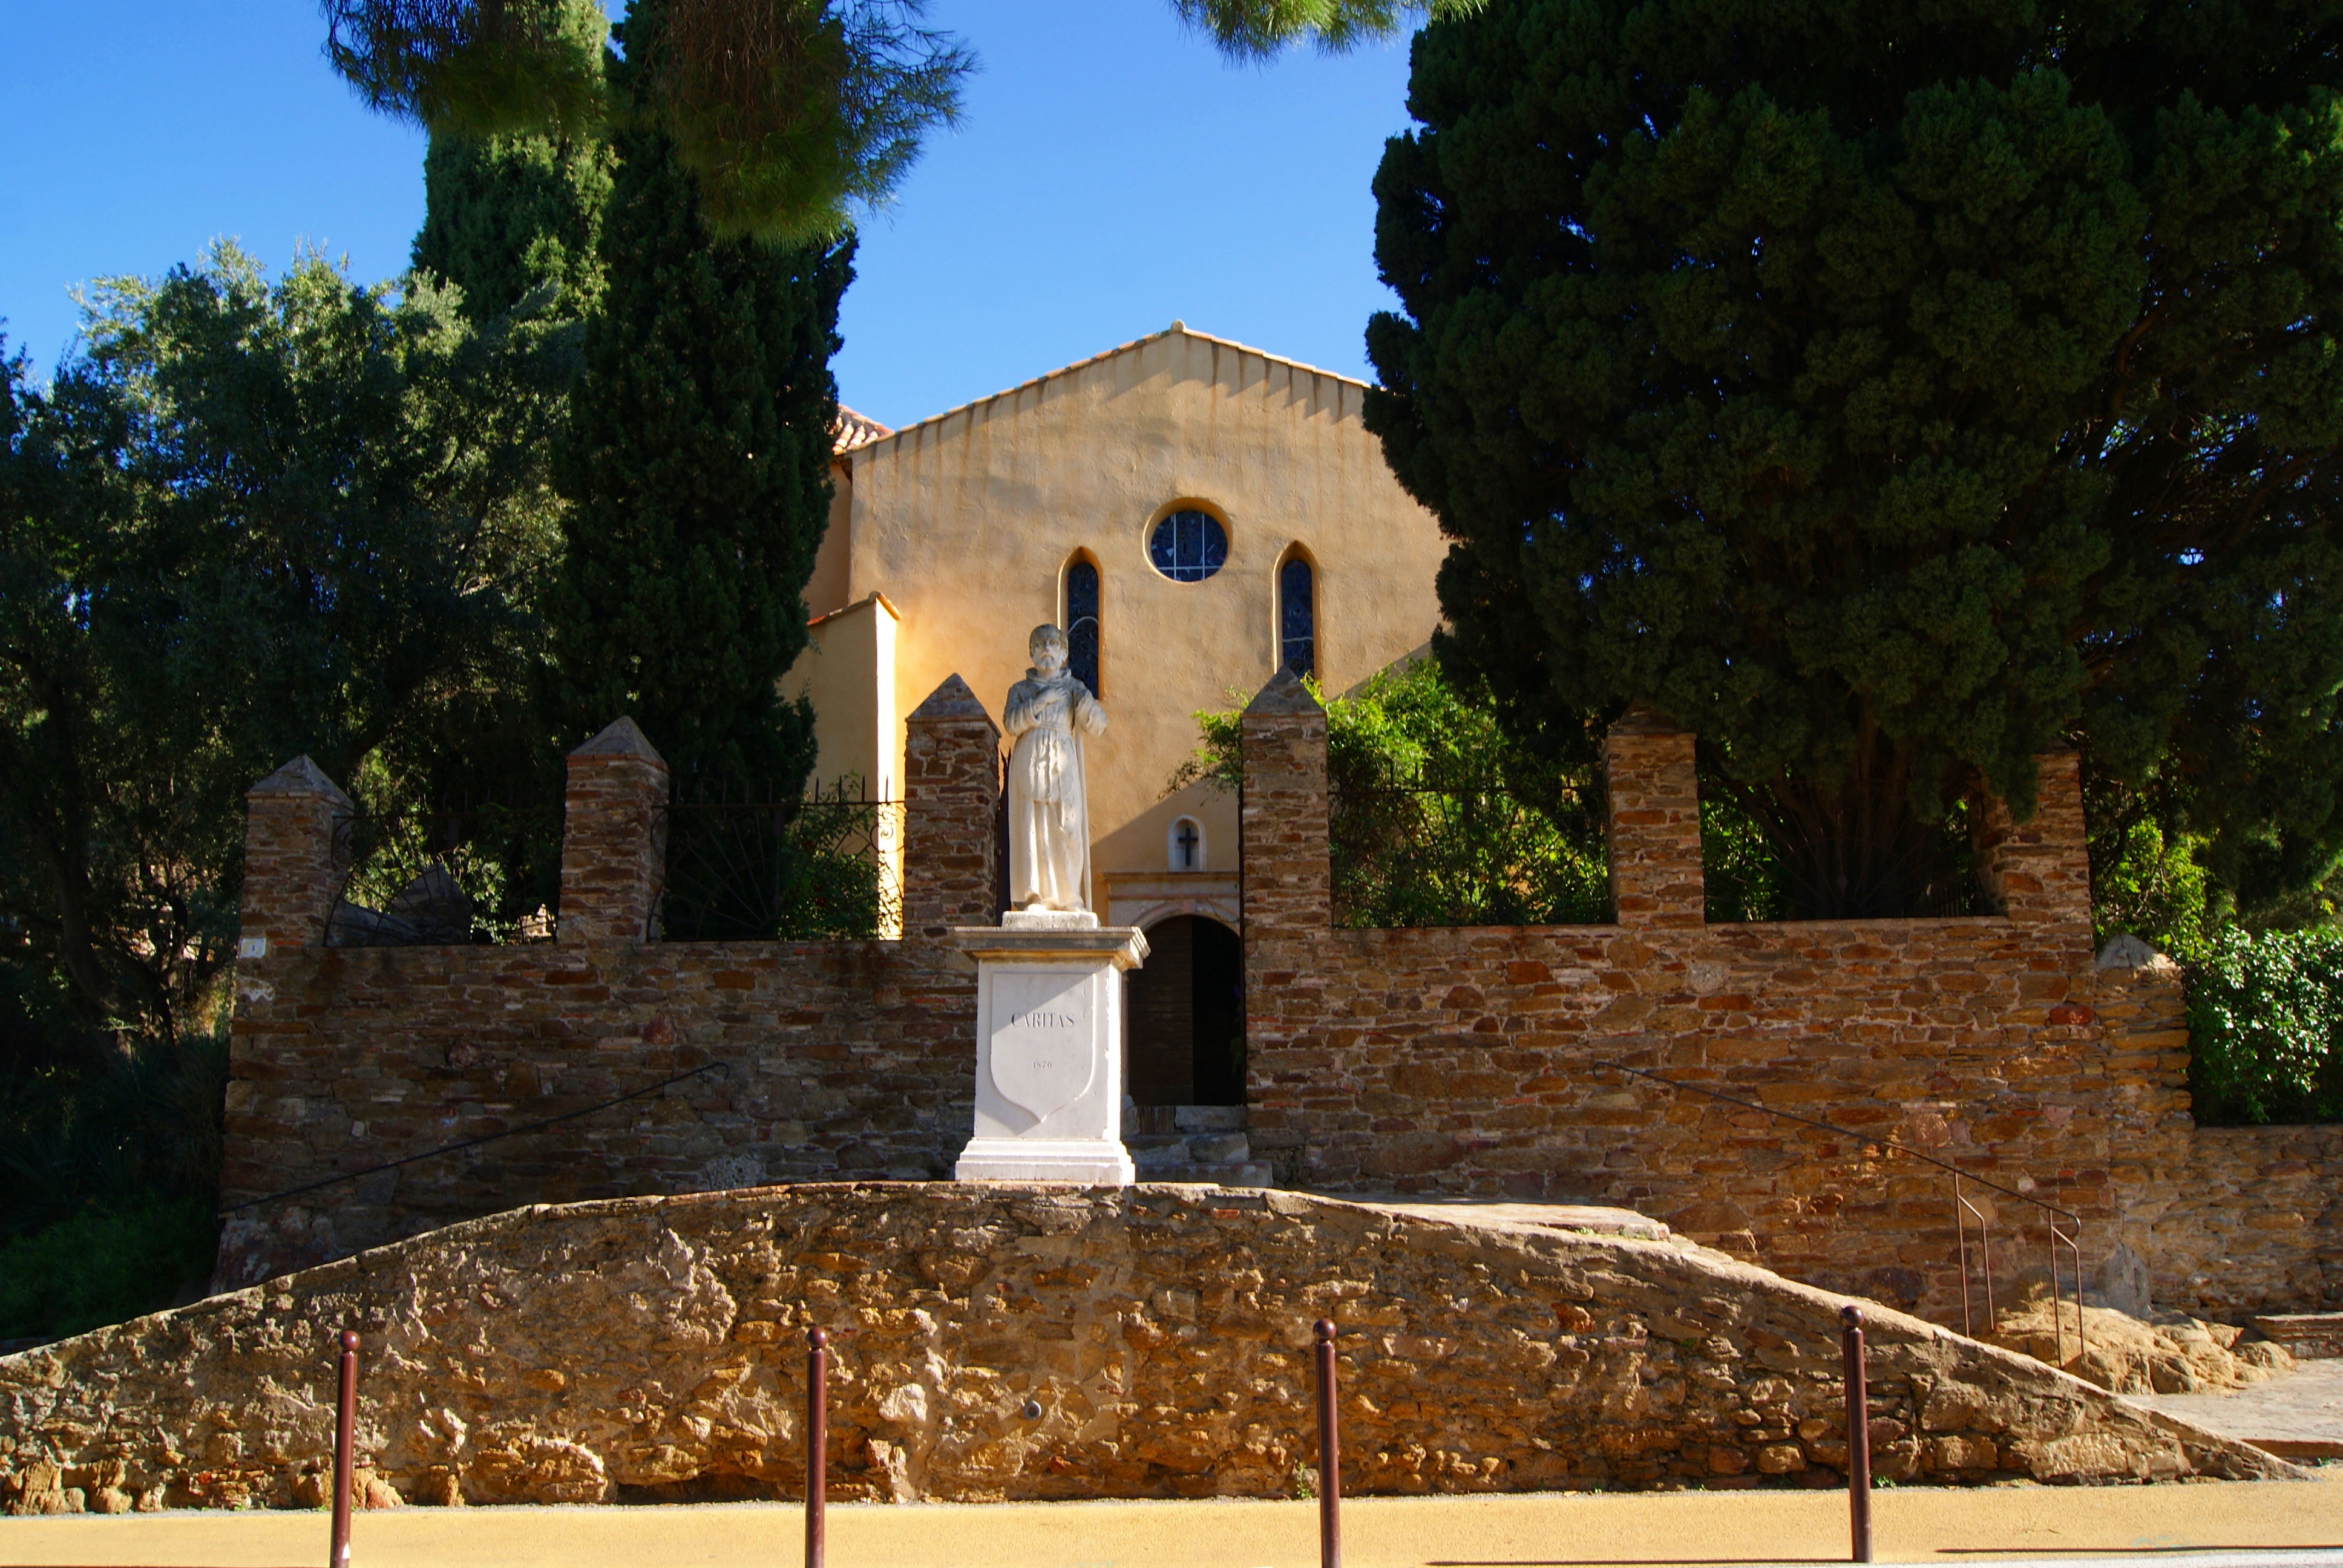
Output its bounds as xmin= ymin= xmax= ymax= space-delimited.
xmin=833 ymin=405 xmax=893 ymax=453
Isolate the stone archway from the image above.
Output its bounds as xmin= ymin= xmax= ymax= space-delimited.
xmin=1124 ymin=913 xmax=1244 ymax=1108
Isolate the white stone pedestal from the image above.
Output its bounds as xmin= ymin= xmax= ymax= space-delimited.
xmin=951 ymin=924 xmax=1149 ymax=1184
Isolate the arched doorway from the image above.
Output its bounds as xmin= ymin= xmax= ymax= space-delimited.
xmin=1124 ymin=915 xmax=1244 ymax=1106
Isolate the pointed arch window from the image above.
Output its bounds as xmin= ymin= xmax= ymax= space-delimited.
xmin=1064 ymin=556 xmax=1101 ymax=696
xmin=1279 ymin=553 xmax=1315 ymax=678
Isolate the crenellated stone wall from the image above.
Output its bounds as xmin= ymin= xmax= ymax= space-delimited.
xmin=218 ymin=690 xmax=1004 ymax=1290
xmin=220 ymin=679 xmax=2341 ymax=1325
xmin=1237 ymin=685 xmax=2341 ymax=1322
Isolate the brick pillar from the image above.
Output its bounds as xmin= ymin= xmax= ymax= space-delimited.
xmin=558 ymin=717 xmax=669 ymax=944
xmin=903 ymin=675 xmax=1001 ymax=936
xmin=1603 ymin=705 xmax=1703 ymax=929
xmin=1974 ymin=750 xmax=2092 ymax=930
xmin=240 ymin=756 xmax=353 ymax=953
xmin=1239 ymin=667 xmax=1330 ymax=933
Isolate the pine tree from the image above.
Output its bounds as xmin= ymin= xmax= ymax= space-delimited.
xmin=1366 ymin=0 xmax=2343 ymax=919
xmin=546 ymin=0 xmax=851 ymax=794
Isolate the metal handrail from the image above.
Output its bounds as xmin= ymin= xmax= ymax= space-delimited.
xmin=1955 ymin=1174 xmax=1995 ymax=1337
xmin=1597 ymin=1059 xmax=2086 ymax=1367
xmin=219 ymin=1062 xmax=730 ymax=1215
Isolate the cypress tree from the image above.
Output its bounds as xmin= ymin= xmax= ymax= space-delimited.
xmin=546 ymin=0 xmax=851 ymax=794
xmin=412 ymin=128 xmax=614 ymax=323
xmin=401 ymin=50 xmax=613 ymax=810
xmin=1366 ymin=1 xmax=2343 ymax=919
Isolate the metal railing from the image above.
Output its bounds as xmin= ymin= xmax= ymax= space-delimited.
xmin=1598 ymin=1059 xmax=2086 ymax=1369
xmin=219 ymin=1063 xmax=731 ymax=1215
xmin=327 ymin=799 xmax=563 ymax=947
xmin=658 ymin=777 xmax=903 ymax=941
xmin=1329 ymin=761 xmax=1608 ymax=928
xmin=326 ymin=1304 xmax=1882 ymax=1567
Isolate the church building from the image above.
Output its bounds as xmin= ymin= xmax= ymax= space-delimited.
xmin=783 ymin=322 xmax=1447 ymax=1106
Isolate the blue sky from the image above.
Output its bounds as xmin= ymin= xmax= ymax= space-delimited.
xmin=1 ymin=2 xmax=1417 ymax=429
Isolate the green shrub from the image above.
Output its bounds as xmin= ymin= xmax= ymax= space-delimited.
xmin=1171 ymin=659 xmax=1608 ymax=927
xmin=0 ymin=1192 xmax=219 ymax=1343
xmin=2186 ymin=928 xmax=2343 ymax=1126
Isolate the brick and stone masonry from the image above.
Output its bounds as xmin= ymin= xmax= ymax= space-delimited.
xmin=555 ymin=717 xmax=669 ymax=944
xmin=901 ymin=675 xmax=1001 ymax=937
xmin=238 ymin=757 xmax=353 ymax=955
xmin=1602 ymin=707 xmax=1704 ymax=931
xmin=217 ymin=687 xmax=1001 ymax=1289
xmin=1237 ymin=682 xmax=2341 ymax=1321
xmin=218 ymin=676 xmax=2339 ymax=1321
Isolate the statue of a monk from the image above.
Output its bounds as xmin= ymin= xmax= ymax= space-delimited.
xmin=1004 ymin=624 xmax=1106 ymax=913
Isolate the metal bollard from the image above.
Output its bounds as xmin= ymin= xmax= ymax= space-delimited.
xmin=1841 ymin=1305 xmax=1872 ymax=1564
xmin=1314 ymin=1318 xmax=1342 ymax=1568
xmin=329 ymin=1330 xmax=358 ymax=1568
xmin=805 ymin=1327 xmax=828 ymax=1568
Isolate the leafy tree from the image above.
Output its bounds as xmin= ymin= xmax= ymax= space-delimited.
xmin=2085 ymin=765 xmax=2220 ymax=959
xmin=0 ymin=249 xmax=568 ymax=1310
xmin=402 ymin=106 xmax=616 ymax=813
xmin=0 ymin=247 xmax=565 ymax=1042
xmin=1364 ymin=0 xmax=2343 ymax=919
xmin=545 ymin=0 xmax=852 ymax=792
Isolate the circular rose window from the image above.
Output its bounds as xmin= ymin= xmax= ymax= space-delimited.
xmin=1148 ymin=509 xmax=1228 ymax=582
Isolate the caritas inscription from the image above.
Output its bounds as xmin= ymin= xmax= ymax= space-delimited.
xmin=989 ymin=971 xmax=1095 ymax=1122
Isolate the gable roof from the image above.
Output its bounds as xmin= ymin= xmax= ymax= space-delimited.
xmin=845 ymin=323 xmax=1370 ymax=463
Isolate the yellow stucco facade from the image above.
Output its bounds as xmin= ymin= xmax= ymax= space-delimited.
xmin=785 ymin=324 xmax=1447 ymax=918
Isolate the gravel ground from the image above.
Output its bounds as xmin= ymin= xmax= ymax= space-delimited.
xmin=0 ymin=1474 xmax=2339 ymax=1567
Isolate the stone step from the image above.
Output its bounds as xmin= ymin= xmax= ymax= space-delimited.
xmin=1132 ymin=1133 xmax=1256 ymax=1174
xmin=1124 ymin=1133 xmax=1191 ymax=1152
xmin=1184 ymin=1131 xmax=1251 ymax=1164
xmin=2252 ymin=1313 xmax=2343 ymax=1360
xmin=1137 ymin=1161 xmax=1276 ymax=1188
xmin=1125 ymin=1103 xmax=1248 ymax=1137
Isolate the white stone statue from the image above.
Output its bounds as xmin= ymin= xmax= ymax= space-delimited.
xmin=1004 ymin=624 xmax=1106 ymax=915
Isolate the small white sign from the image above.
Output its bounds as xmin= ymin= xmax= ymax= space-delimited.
xmin=237 ymin=935 xmax=267 ymax=960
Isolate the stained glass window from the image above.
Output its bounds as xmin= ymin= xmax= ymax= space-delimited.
xmin=1148 ymin=509 xmax=1228 ymax=582
xmin=1065 ymin=558 xmax=1101 ymax=696
xmin=1279 ymin=555 xmax=1315 ymax=677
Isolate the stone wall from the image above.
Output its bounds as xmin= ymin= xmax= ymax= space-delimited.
xmin=2091 ymin=961 xmax=2343 ymax=1315
xmin=220 ymin=938 xmax=977 ymax=1290
xmin=217 ymin=693 xmax=1002 ymax=1289
xmin=220 ymin=679 xmax=2341 ymax=1325
xmin=0 ymin=1186 xmax=2292 ymax=1514
xmin=1238 ymin=685 xmax=2341 ymax=1322
xmin=900 ymin=677 xmax=1001 ymax=938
